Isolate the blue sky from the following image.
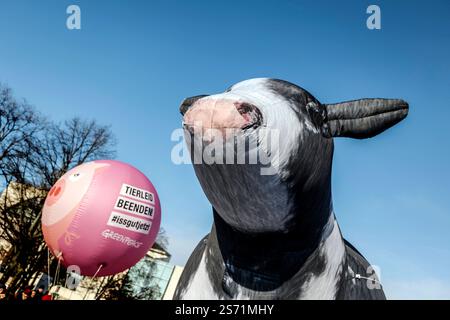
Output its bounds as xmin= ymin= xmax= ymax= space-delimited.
xmin=1 ymin=0 xmax=449 ymax=299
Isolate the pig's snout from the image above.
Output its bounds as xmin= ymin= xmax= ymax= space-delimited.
xmin=45 ymin=179 xmax=66 ymax=206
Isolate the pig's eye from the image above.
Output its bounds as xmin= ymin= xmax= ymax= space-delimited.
xmin=69 ymin=172 xmax=83 ymax=182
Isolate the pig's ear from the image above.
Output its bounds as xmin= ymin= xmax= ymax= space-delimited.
xmin=180 ymin=95 xmax=209 ymax=115
xmin=321 ymin=98 xmax=409 ymax=139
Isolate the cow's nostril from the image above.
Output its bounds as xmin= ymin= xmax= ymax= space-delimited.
xmin=48 ymin=187 xmax=55 ymax=197
xmin=236 ymin=102 xmax=254 ymax=115
xmin=235 ymin=102 xmax=263 ymax=129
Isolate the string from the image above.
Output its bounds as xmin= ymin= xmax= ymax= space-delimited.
xmin=53 ymin=252 xmax=62 ymax=293
xmin=47 ymin=248 xmax=51 ymax=290
xmin=83 ymin=264 xmax=103 ymax=300
xmin=91 ymin=264 xmax=103 ymax=279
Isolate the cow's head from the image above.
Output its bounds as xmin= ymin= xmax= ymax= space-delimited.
xmin=180 ymin=78 xmax=408 ymax=234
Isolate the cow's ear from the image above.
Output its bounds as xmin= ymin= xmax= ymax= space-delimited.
xmin=321 ymin=98 xmax=409 ymax=139
xmin=180 ymin=95 xmax=209 ymax=115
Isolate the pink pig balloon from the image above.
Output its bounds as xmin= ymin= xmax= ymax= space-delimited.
xmin=42 ymin=160 xmax=161 ymax=276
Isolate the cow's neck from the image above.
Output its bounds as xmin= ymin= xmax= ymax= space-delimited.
xmin=208 ymin=188 xmax=346 ymax=294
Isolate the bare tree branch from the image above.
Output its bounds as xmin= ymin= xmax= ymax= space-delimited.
xmin=0 ymin=83 xmax=116 ymax=291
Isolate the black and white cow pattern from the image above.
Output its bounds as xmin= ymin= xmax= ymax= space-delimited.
xmin=175 ymin=78 xmax=408 ymax=300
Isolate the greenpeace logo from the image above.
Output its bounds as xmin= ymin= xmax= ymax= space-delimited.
xmin=101 ymin=229 xmax=144 ymax=248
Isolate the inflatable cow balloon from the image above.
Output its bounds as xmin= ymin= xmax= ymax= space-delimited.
xmin=175 ymin=78 xmax=408 ymax=300
xmin=42 ymin=160 xmax=161 ymax=276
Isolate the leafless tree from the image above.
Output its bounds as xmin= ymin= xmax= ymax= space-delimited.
xmin=0 ymin=84 xmax=43 ymax=180
xmin=0 ymin=83 xmax=116 ymax=292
